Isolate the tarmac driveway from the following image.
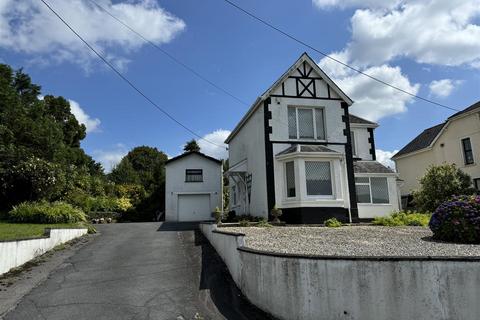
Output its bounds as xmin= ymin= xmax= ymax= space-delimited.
xmin=4 ymin=222 xmax=272 ymax=320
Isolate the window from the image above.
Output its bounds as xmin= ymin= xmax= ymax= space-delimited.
xmin=350 ymin=131 xmax=356 ymax=156
xmin=474 ymin=178 xmax=480 ymax=191
xmin=232 ymin=185 xmax=237 ymax=205
xmin=305 ymin=161 xmax=332 ymax=196
xmin=285 ymin=161 xmax=296 ymax=197
xmin=288 ymin=107 xmax=325 ymax=140
xmin=355 ymin=177 xmax=389 ymax=204
xmin=185 ymin=169 xmax=203 ymax=182
xmin=462 ymin=137 xmax=474 ymax=165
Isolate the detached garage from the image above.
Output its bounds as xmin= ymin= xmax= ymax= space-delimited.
xmin=165 ymin=151 xmax=223 ymax=222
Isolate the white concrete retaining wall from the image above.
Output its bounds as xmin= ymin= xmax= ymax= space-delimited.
xmin=200 ymin=223 xmax=480 ymax=320
xmin=0 ymin=228 xmax=88 ymax=275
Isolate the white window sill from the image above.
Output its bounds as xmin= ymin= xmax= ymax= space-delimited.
xmin=357 ymin=203 xmax=392 ymax=206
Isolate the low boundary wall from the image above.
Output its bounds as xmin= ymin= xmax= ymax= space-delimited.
xmin=0 ymin=228 xmax=88 ymax=275
xmin=200 ymin=223 xmax=480 ymax=320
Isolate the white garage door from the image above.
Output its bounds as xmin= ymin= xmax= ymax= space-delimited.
xmin=177 ymin=194 xmax=212 ymax=222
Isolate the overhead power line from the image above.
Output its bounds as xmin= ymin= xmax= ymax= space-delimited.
xmin=220 ymin=0 xmax=460 ymax=112
xmin=39 ymin=0 xmax=225 ymax=149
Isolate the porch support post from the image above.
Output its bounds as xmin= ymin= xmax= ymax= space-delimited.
xmin=341 ymin=102 xmax=359 ymax=222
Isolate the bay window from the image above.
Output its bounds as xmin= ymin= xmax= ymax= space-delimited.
xmin=285 ymin=161 xmax=296 ymax=197
xmin=288 ymin=107 xmax=325 ymax=140
xmin=355 ymin=177 xmax=389 ymax=204
xmin=305 ymin=161 xmax=333 ymax=196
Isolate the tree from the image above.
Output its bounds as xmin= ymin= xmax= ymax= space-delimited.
xmin=413 ymin=164 xmax=475 ymax=212
xmin=183 ymin=139 xmax=200 ymax=153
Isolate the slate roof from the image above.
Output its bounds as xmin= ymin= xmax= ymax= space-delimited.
xmin=448 ymin=100 xmax=480 ymax=119
xmin=392 ymin=122 xmax=446 ymax=158
xmin=354 ymin=161 xmax=395 ymax=174
xmin=349 ymin=114 xmax=377 ymax=126
xmin=276 ymin=144 xmax=338 ymax=156
xmin=166 ymin=151 xmax=222 ymax=165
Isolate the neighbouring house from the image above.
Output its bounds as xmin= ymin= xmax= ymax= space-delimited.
xmin=224 ymin=53 xmax=400 ymax=223
xmin=393 ymin=101 xmax=480 ymax=203
xmin=165 ymin=151 xmax=223 ymax=222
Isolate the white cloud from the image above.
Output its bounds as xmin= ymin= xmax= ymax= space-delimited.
xmin=313 ymin=0 xmax=401 ymax=10
xmin=0 ymin=0 xmax=185 ymax=70
xmin=314 ymin=0 xmax=480 ymax=69
xmin=198 ymin=129 xmax=230 ymax=160
xmin=376 ymin=149 xmax=399 ymax=169
xmin=69 ymin=99 xmax=101 ymax=133
xmin=93 ymin=143 xmax=128 ymax=172
xmin=428 ymin=79 xmax=463 ymax=98
xmin=320 ymin=62 xmax=420 ymax=121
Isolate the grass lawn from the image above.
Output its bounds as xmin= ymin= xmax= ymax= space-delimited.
xmin=0 ymin=221 xmax=90 ymax=241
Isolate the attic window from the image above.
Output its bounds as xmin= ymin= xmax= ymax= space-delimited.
xmin=288 ymin=107 xmax=325 ymax=140
xmin=185 ymin=169 xmax=203 ymax=182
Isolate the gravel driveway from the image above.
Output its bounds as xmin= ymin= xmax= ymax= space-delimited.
xmin=222 ymin=226 xmax=480 ymax=257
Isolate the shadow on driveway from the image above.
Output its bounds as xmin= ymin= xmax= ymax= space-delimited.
xmin=157 ymin=222 xmax=274 ymax=320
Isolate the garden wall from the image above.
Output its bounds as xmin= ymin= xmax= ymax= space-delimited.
xmin=0 ymin=228 xmax=88 ymax=275
xmin=200 ymin=223 xmax=480 ymax=320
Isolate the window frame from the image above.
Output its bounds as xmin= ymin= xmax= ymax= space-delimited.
xmin=304 ymin=160 xmax=334 ymax=198
xmin=350 ymin=130 xmax=357 ymax=157
xmin=288 ymin=106 xmax=326 ymax=141
xmin=355 ymin=176 xmax=390 ymax=205
xmin=461 ymin=137 xmax=474 ymax=165
xmin=185 ymin=169 xmax=203 ymax=183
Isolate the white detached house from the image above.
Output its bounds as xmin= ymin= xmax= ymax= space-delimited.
xmin=225 ymin=53 xmax=400 ymax=223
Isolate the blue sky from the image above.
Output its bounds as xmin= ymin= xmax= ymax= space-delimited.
xmin=1 ymin=0 xmax=479 ymax=170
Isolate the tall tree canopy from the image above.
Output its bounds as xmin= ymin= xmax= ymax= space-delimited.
xmin=183 ymin=139 xmax=200 ymax=153
xmin=0 ymin=64 xmax=103 ymax=209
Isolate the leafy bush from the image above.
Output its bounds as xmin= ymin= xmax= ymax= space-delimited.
xmin=8 ymin=201 xmax=87 ymax=223
xmin=413 ymin=164 xmax=474 ymax=212
xmin=213 ymin=207 xmax=223 ymax=224
xmin=256 ymin=218 xmax=272 ymax=228
xmin=324 ymin=217 xmax=342 ymax=227
xmin=429 ymin=195 xmax=480 ymax=243
xmin=232 ymin=214 xmax=263 ymax=222
xmin=372 ymin=211 xmax=431 ymax=227
xmin=238 ymin=219 xmax=250 ymax=227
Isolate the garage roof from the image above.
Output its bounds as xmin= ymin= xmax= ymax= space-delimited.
xmin=166 ymin=151 xmax=222 ymax=165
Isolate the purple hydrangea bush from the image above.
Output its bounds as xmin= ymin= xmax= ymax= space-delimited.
xmin=429 ymin=195 xmax=480 ymax=243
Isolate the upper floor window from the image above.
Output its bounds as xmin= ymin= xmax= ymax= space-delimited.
xmin=185 ymin=169 xmax=203 ymax=182
xmin=350 ymin=130 xmax=356 ymax=156
xmin=288 ymin=107 xmax=325 ymax=140
xmin=355 ymin=177 xmax=389 ymax=204
xmin=462 ymin=137 xmax=474 ymax=165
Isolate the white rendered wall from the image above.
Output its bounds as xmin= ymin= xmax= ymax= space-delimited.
xmin=200 ymin=224 xmax=480 ymax=320
xmin=0 ymin=228 xmax=88 ymax=275
xmin=228 ymin=107 xmax=268 ymax=218
xmin=165 ymin=154 xmax=222 ymax=221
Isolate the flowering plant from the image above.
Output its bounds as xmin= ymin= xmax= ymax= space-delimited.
xmin=429 ymin=195 xmax=480 ymax=243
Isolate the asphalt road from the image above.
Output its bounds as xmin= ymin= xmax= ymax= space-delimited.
xmin=4 ymin=222 xmax=273 ymax=320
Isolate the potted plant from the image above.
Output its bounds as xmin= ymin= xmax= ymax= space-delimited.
xmin=271 ymin=205 xmax=282 ymax=223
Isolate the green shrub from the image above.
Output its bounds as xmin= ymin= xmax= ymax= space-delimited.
xmin=213 ymin=207 xmax=223 ymax=224
xmin=8 ymin=201 xmax=87 ymax=223
xmin=233 ymin=214 xmax=263 ymax=222
xmin=372 ymin=211 xmax=430 ymax=227
xmin=256 ymin=218 xmax=272 ymax=228
xmin=324 ymin=217 xmax=342 ymax=227
xmin=413 ymin=164 xmax=474 ymax=212
xmin=238 ymin=219 xmax=250 ymax=227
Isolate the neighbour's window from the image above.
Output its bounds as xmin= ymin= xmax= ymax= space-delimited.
xmin=305 ymin=161 xmax=332 ymax=196
xmin=185 ymin=169 xmax=203 ymax=182
xmin=462 ymin=137 xmax=474 ymax=165
xmin=355 ymin=177 xmax=389 ymax=204
xmin=288 ymin=107 xmax=325 ymax=140
xmin=285 ymin=161 xmax=296 ymax=197
xmin=350 ymin=131 xmax=356 ymax=156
